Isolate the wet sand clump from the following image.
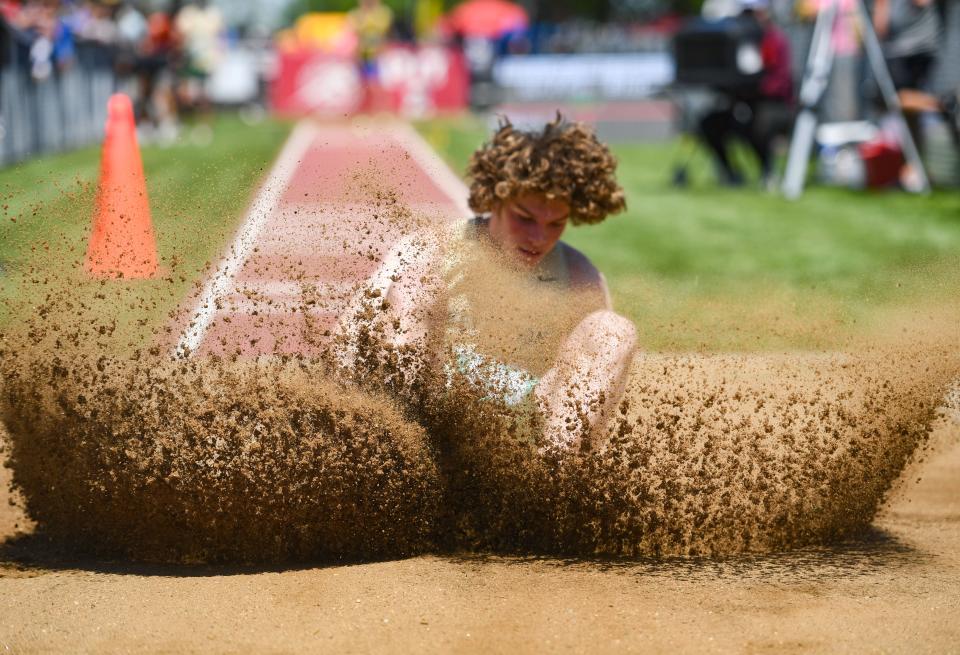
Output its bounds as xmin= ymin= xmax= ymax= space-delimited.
xmin=2 ymin=305 xmax=956 ymax=563
xmin=3 ymin=264 xmax=958 ymax=563
xmin=429 ymin=350 xmax=956 ymax=558
xmin=1 ymin=352 xmax=441 ymax=563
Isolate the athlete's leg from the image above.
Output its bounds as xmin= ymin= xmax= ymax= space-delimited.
xmin=535 ymin=310 xmax=637 ymax=451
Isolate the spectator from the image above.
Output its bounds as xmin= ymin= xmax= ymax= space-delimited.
xmin=115 ymin=0 xmax=146 ymax=49
xmin=16 ymin=0 xmax=75 ymax=79
xmin=134 ymin=5 xmax=179 ymax=139
xmin=68 ymin=0 xmax=120 ymax=46
xmin=348 ymin=0 xmax=393 ymax=79
xmin=1 ymin=1 xmax=22 ymax=23
xmin=697 ymin=0 xmax=794 ymax=187
xmin=175 ymin=0 xmax=223 ymax=113
xmin=874 ymin=0 xmax=942 ymax=95
xmin=347 ymin=0 xmax=393 ymax=110
xmin=873 ymin=0 xmax=944 ymax=168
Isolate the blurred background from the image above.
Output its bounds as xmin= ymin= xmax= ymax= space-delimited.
xmin=3 ymin=0 xmax=957 ymax=169
xmin=0 ymin=0 xmax=958 ymax=351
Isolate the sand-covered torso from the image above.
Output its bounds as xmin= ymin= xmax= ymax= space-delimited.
xmin=441 ymin=217 xmax=607 ymax=377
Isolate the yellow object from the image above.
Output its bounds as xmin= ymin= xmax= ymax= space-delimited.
xmin=348 ymin=3 xmax=393 ymax=60
xmin=276 ymin=13 xmax=357 ymax=54
xmin=415 ymin=0 xmax=444 ymax=40
xmin=298 ymin=13 xmax=349 ymax=47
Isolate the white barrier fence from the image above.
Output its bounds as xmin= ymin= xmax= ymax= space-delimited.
xmin=493 ymin=53 xmax=675 ymax=102
xmin=1 ymin=20 xmax=119 ymax=167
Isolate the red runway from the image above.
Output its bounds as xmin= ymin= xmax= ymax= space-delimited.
xmin=175 ymin=121 xmax=468 ymax=358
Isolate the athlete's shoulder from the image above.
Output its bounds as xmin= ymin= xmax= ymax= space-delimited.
xmin=558 ymin=242 xmax=612 ymax=309
xmin=558 ymin=242 xmax=600 ymax=285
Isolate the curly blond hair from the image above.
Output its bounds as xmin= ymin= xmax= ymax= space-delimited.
xmin=466 ymin=114 xmax=626 ymax=225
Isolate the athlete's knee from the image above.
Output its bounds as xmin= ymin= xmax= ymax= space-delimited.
xmin=580 ymin=310 xmax=637 ymax=350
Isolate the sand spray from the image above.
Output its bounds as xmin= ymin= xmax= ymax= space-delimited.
xmin=1 ymin=179 xmax=957 ymax=564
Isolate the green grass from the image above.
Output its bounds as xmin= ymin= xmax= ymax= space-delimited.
xmin=1 ymin=113 xmax=956 ymax=353
xmin=0 ymin=115 xmax=291 ymax=345
xmin=416 ymin=116 xmax=960 ymax=350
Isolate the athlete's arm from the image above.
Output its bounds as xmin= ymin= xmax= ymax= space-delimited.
xmin=563 ymin=242 xmax=613 ymax=310
xmin=334 ymin=230 xmax=446 ymax=375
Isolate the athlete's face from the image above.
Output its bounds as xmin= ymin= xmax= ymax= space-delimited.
xmin=488 ymin=193 xmax=570 ymax=268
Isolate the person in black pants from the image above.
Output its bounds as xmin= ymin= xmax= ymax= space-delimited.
xmin=699 ymin=0 xmax=794 ymax=187
xmin=873 ymin=0 xmax=948 ymax=186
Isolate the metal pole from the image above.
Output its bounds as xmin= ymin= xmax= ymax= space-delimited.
xmin=782 ymin=0 xmax=838 ymax=199
xmin=854 ymin=0 xmax=930 ymax=193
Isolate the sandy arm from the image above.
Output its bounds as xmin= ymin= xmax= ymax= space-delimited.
xmin=562 ymin=242 xmax=614 ymax=311
xmin=333 ymin=229 xmax=447 ymax=378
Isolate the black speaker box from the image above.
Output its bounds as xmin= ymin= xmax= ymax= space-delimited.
xmin=673 ymin=16 xmax=765 ymax=93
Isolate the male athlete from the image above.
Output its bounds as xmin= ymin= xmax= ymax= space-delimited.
xmin=340 ymin=116 xmax=637 ymax=450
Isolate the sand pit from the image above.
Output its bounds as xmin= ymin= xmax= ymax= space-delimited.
xmin=424 ymin=348 xmax=958 ymax=557
xmin=2 ymin=119 xmax=960 ymax=651
xmin=2 ymin=303 xmax=956 ymax=563
xmin=1 ymin=355 xmax=441 ymax=563
xmin=1 ymin=410 xmax=959 ymax=653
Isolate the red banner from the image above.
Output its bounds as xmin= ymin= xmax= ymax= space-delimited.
xmin=270 ymin=45 xmax=469 ymax=117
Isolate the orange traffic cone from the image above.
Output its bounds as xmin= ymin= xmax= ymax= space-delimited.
xmin=85 ymin=93 xmax=158 ymax=279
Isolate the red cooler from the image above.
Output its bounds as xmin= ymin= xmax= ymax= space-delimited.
xmin=858 ymin=140 xmax=904 ymax=188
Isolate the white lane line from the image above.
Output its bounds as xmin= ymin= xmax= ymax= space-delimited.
xmin=388 ymin=122 xmax=471 ymax=217
xmin=218 ymin=297 xmax=346 ymax=316
xmin=350 ymin=122 xmax=469 ymax=307
xmin=174 ymin=121 xmax=319 ymax=357
xmin=229 ymin=280 xmax=357 ymax=298
xmin=221 ymin=279 xmax=358 ymax=314
xmin=344 ymin=123 xmax=470 ymax=339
